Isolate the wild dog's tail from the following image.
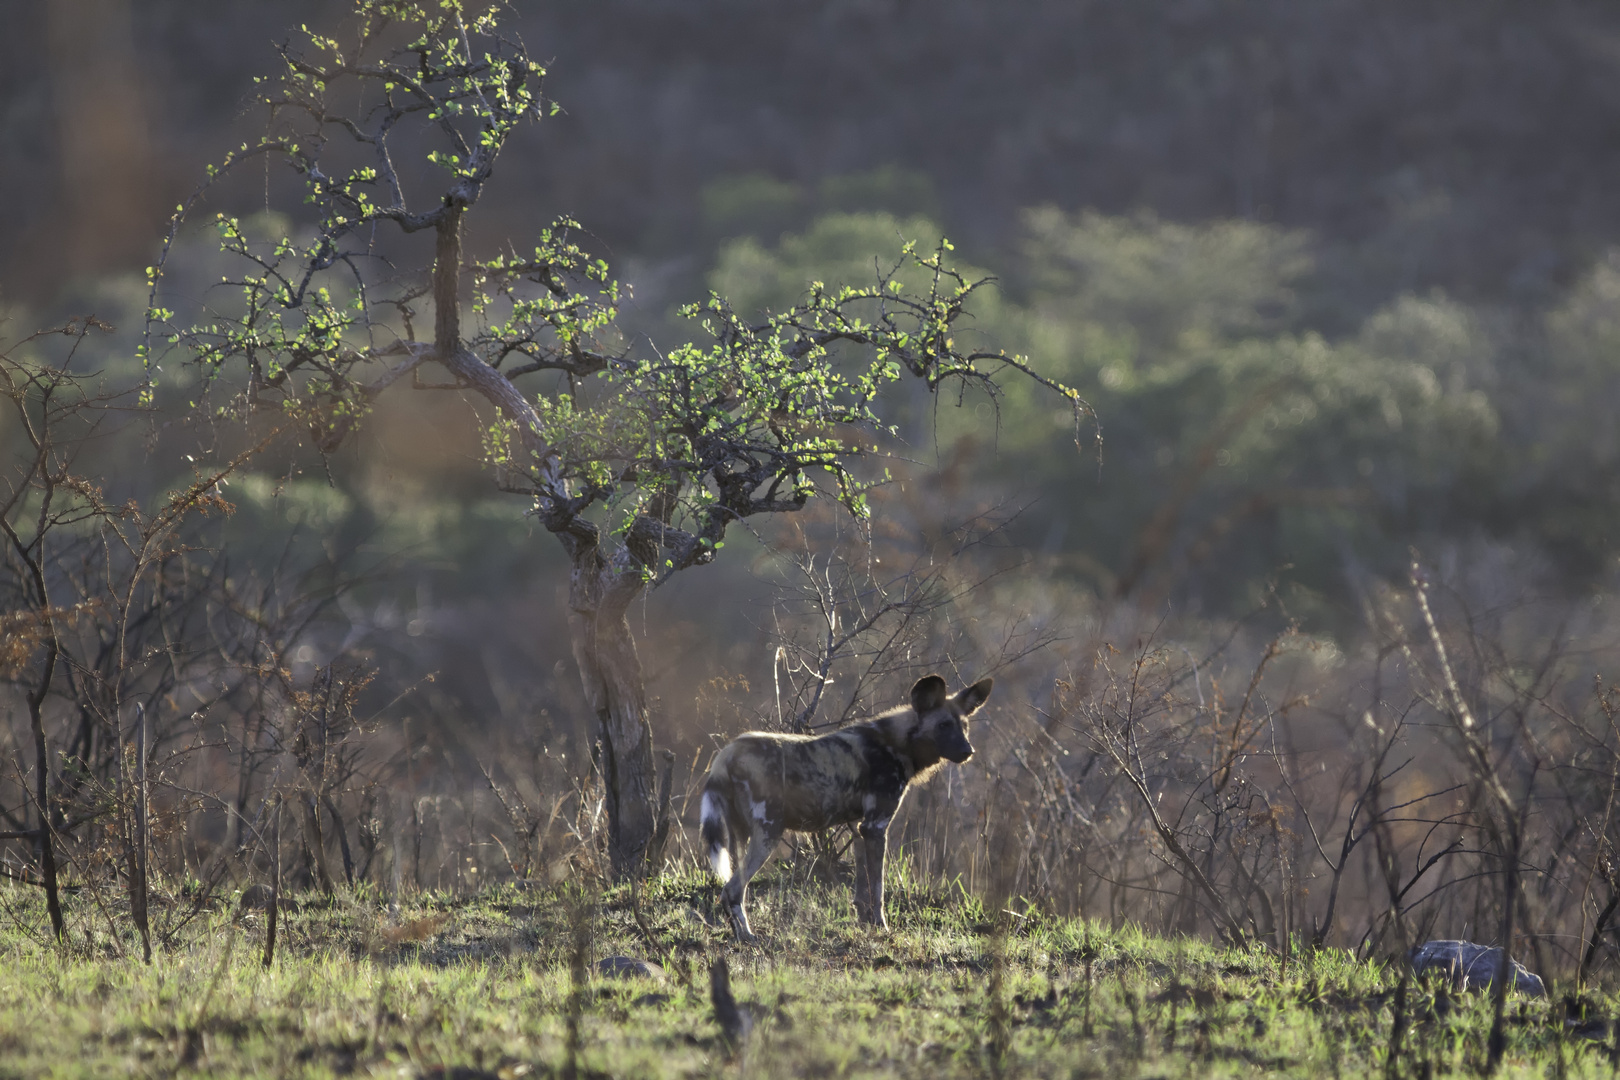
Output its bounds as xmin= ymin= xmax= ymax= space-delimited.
xmin=699 ymin=782 xmax=732 ymax=882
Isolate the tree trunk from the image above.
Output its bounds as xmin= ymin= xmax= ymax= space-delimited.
xmin=132 ymin=702 xmax=151 ymax=963
xmin=27 ymin=645 xmax=64 ymax=942
xmin=567 ymin=551 xmax=665 ymax=880
xmin=301 ymin=791 xmax=336 ymax=897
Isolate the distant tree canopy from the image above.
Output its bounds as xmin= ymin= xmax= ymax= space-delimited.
xmin=711 ymin=202 xmax=1620 ymax=625
xmin=148 ymin=0 xmax=1082 ymax=877
xmin=1002 ymin=208 xmax=1503 ymax=615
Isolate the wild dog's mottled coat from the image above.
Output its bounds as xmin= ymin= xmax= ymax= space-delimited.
xmin=700 ymin=674 xmax=993 ymax=939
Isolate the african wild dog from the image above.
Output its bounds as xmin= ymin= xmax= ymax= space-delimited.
xmin=699 ymin=674 xmax=993 ymax=940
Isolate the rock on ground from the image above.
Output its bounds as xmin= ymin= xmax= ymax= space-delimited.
xmin=596 ymin=956 xmax=667 ymax=981
xmin=1409 ymin=940 xmax=1545 ymax=996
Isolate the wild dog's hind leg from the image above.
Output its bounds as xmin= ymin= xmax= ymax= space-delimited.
xmin=722 ymin=827 xmax=777 ymax=941
xmin=721 ymin=787 xmax=781 ymax=941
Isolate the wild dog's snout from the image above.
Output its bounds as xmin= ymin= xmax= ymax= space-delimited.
xmin=937 ymin=721 xmax=974 ymax=763
xmin=932 ymin=677 xmax=992 ymax=764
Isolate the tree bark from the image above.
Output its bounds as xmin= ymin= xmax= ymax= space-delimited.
xmin=132 ymin=702 xmax=151 ymax=962
xmin=301 ymin=791 xmax=336 ymax=897
xmin=27 ymin=644 xmax=64 ymax=942
xmin=567 ymin=550 xmax=664 ymax=879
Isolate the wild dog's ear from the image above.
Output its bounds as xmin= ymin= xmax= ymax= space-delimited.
xmin=910 ymin=675 xmax=948 ymax=713
xmin=954 ymin=677 xmax=993 ymax=715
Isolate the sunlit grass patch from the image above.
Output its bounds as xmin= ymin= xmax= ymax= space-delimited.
xmin=0 ymin=874 xmax=1609 ymax=1078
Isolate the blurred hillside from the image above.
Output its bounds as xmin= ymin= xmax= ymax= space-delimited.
xmin=7 ymin=0 xmax=1620 ymax=315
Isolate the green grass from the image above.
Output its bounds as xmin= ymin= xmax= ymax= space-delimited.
xmin=0 ymin=867 xmax=1610 ymax=1078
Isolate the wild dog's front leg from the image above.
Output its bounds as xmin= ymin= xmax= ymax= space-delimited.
xmin=852 ymin=832 xmax=874 ymax=924
xmin=857 ymin=818 xmax=890 ymax=929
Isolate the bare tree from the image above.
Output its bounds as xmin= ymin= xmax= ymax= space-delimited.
xmin=0 ymin=317 xmax=272 ymax=955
